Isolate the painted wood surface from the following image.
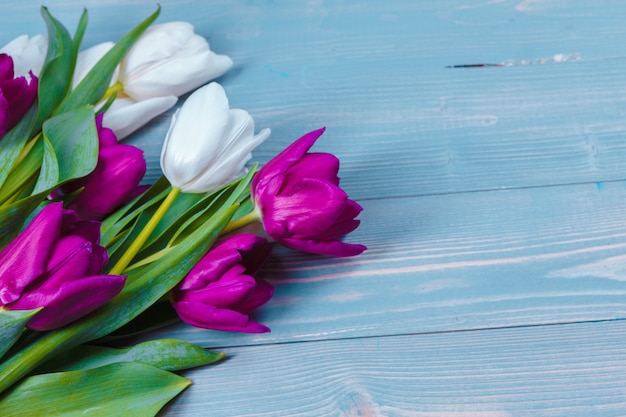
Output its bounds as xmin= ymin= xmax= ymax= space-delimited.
xmin=3 ymin=0 xmax=626 ymax=416
xmin=163 ymin=320 xmax=626 ymax=417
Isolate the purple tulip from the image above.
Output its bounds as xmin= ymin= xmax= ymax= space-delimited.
xmin=251 ymin=128 xmax=366 ymax=257
xmin=171 ymin=234 xmax=274 ymax=333
xmin=53 ymin=115 xmax=146 ymax=220
xmin=0 ymin=53 xmax=37 ymax=138
xmin=0 ymin=203 xmax=125 ymax=331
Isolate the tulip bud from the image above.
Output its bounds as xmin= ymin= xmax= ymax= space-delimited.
xmin=120 ymin=21 xmax=232 ymax=101
xmin=160 ymin=82 xmax=270 ymax=193
xmin=171 ymin=234 xmax=273 ymax=333
xmin=0 ymin=203 xmax=125 ymax=331
xmin=251 ymin=128 xmax=367 ymax=257
xmin=51 ymin=115 xmax=146 ymax=220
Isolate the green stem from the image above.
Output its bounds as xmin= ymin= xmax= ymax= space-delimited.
xmin=220 ymin=210 xmax=261 ymax=235
xmin=102 ymin=81 xmax=124 ymax=101
xmin=109 ymin=186 xmax=181 ymax=275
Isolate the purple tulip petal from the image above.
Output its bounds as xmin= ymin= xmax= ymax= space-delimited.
xmin=251 ymin=127 xmax=325 ymax=196
xmin=42 ymin=235 xmax=94 ymax=286
xmin=251 ymin=128 xmax=366 ymax=257
xmin=0 ymin=203 xmax=64 ymax=305
xmin=281 ymin=236 xmax=367 ymax=257
xmin=0 ymin=94 xmax=8 ymax=137
xmin=177 ymin=273 xmax=256 ymax=308
xmin=68 ymin=144 xmax=146 ymax=220
xmin=214 ymin=234 xmax=271 ymax=275
xmin=0 ymin=75 xmax=37 ymax=128
xmin=178 ymin=247 xmax=243 ymax=291
xmin=0 ymin=54 xmax=13 ymax=80
xmin=10 ymin=274 xmax=126 ymax=331
xmin=283 ymin=152 xmax=340 ymax=190
xmin=238 ymin=279 xmax=274 ymax=314
xmin=316 ymin=201 xmax=364 ymax=240
xmin=264 ymin=177 xmax=348 ymax=237
xmin=238 ymin=236 xmax=272 ymax=275
xmin=95 ymin=113 xmax=118 ymax=148
xmin=66 ymin=218 xmax=102 ymax=246
xmin=172 ymin=301 xmax=270 ymax=333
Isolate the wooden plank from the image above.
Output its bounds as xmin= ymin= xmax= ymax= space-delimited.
xmin=161 ymin=320 xmax=626 ymax=416
xmin=4 ymin=2 xmax=626 ymax=200
xmin=131 ymin=180 xmax=626 ymax=347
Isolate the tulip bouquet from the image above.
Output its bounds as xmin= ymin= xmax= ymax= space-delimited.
xmin=0 ymin=6 xmax=365 ymax=416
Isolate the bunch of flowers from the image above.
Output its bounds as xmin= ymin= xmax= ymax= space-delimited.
xmin=0 ymin=6 xmax=365 ymax=416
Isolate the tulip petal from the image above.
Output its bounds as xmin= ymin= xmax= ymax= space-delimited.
xmin=281 ymin=236 xmax=367 ymax=257
xmin=95 ymin=113 xmax=118 ymax=148
xmin=67 ymin=144 xmax=146 ymax=219
xmin=0 ymin=94 xmax=7 ymax=136
xmin=178 ymin=248 xmax=243 ymax=291
xmin=0 ymin=34 xmax=47 ymax=77
xmin=63 ymin=218 xmax=102 ymax=246
xmin=0 ymin=53 xmax=13 ymax=79
xmin=283 ymin=152 xmax=340 ymax=189
xmin=0 ymin=203 xmax=64 ymax=305
xmin=103 ymin=95 xmax=178 ymax=140
xmin=238 ymin=279 xmax=274 ymax=314
xmin=177 ymin=272 xmax=256 ymax=308
xmin=184 ymin=110 xmax=270 ymax=193
xmin=122 ymin=22 xmax=233 ymax=100
xmin=0 ymin=71 xmax=38 ymax=131
xmin=252 ymin=127 xmax=325 ymax=196
xmin=43 ymin=235 xmax=94 ymax=286
xmin=265 ymin=177 xmax=348 ymax=237
xmin=160 ymin=82 xmax=230 ymax=189
xmin=172 ymin=301 xmax=270 ymax=333
xmin=316 ymin=200 xmax=364 ymax=240
xmin=12 ymin=275 xmax=126 ymax=331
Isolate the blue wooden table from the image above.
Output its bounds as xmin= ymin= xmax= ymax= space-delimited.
xmin=4 ymin=1 xmax=626 ymax=415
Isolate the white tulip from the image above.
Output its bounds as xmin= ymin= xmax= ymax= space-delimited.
xmin=120 ymin=21 xmax=233 ymax=101
xmin=103 ymin=96 xmax=178 ymax=139
xmin=160 ymin=82 xmax=270 ymax=193
xmin=0 ymin=34 xmax=47 ymax=77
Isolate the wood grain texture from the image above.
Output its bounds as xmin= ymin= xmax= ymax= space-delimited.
xmin=137 ymin=180 xmax=626 ymax=348
xmin=2 ymin=1 xmax=626 ymax=416
xmin=162 ymin=320 xmax=626 ymax=417
xmin=5 ymin=1 xmax=626 ymax=199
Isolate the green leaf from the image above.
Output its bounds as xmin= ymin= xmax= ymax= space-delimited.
xmin=100 ymin=176 xmax=171 ymax=247
xmin=55 ymin=6 xmax=161 ymax=114
xmin=0 ymin=362 xmax=190 ymax=417
xmin=39 ymin=339 xmax=224 ymax=373
xmin=0 ymin=138 xmax=43 ymax=206
xmin=0 ymin=105 xmax=38 ymax=191
xmin=32 ymin=106 xmax=99 ymax=194
xmin=36 ymin=7 xmax=75 ymax=127
xmin=69 ymin=9 xmax=89 ymax=86
xmin=0 ymin=309 xmax=41 ymax=359
xmin=0 ymin=204 xmax=238 ymax=393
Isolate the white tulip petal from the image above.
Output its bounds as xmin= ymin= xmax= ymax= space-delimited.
xmin=120 ymin=21 xmax=232 ymax=101
xmin=103 ymin=96 xmax=178 ymax=140
xmin=161 ymin=83 xmax=229 ymax=188
xmin=0 ymin=34 xmax=47 ymax=77
xmin=160 ymin=82 xmax=270 ymax=193
xmin=124 ymin=51 xmax=233 ymax=100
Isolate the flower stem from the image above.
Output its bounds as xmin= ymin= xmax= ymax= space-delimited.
xmin=109 ymin=186 xmax=181 ymax=275
xmin=102 ymin=81 xmax=124 ymax=101
xmin=220 ymin=210 xmax=261 ymax=235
